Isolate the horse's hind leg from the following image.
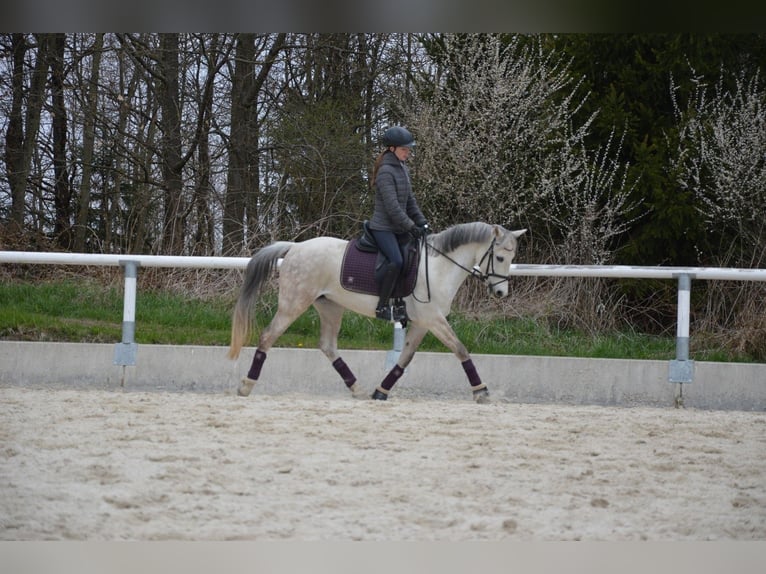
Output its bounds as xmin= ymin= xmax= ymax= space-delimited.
xmin=238 ymin=294 xmax=314 ymax=397
xmin=313 ymin=297 xmax=364 ymax=398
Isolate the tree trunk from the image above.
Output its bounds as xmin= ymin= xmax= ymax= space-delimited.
xmin=193 ymin=112 xmax=214 ymax=255
xmin=4 ymin=34 xmax=26 ymax=229
xmin=223 ymin=33 xmax=286 ymax=255
xmin=50 ymin=33 xmax=73 ymax=247
xmin=4 ymin=34 xmax=49 ymax=231
xmin=222 ymin=34 xmax=255 ymax=255
xmin=157 ymin=33 xmax=185 ymax=254
xmin=73 ymin=33 xmax=104 ymax=252
xmin=189 ymin=34 xmax=226 ymax=255
xmin=107 ymin=42 xmax=142 ymax=253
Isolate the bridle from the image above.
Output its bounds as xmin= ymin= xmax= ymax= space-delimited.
xmin=413 ymin=235 xmax=509 ymax=303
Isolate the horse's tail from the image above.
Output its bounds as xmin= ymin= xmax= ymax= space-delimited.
xmin=228 ymin=241 xmax=294 ymax=360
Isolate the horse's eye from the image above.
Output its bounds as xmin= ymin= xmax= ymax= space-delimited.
xmin=496 ymin=255 xmax=505 ymax=263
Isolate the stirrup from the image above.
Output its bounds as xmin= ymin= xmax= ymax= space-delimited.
xmin=375 ymin=304 xmax=393 ymax=321
xmin=392 ymin=300 xmax=408 ymax=323
xmin=376 ymin=302 xmax=408 ymax=323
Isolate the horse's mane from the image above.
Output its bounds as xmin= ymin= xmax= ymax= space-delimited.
xmin=428 ymin=222 xmax=494 ymax=256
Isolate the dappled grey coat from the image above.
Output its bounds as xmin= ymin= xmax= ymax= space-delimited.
xmin=369 ymin=151 xmax=427 ymax=234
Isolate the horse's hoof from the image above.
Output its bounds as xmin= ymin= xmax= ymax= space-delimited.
xmin=473 ymin=388 xmax=491 ymax=404
xmin=349 ymin=383 xmax=368 ymax=399
xmin=238 ymin=377 xmax=256 ymax=397
xmin=371 ymin=388 xmax=389 ymax=401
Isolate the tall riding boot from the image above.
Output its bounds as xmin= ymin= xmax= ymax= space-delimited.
xmin=375 ymin=264 xmax=399 ymax=321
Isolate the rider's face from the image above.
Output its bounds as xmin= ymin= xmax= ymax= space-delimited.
xmin=393 ymin=146 xmax=412 ymax=162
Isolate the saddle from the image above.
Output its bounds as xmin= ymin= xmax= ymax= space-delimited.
xmin=340 ymin=221 xmax=419 ymax=297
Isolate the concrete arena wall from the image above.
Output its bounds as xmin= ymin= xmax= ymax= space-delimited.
xmin=1 ymin=341 xmax=764 ymax=411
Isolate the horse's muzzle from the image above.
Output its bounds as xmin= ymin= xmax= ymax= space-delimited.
xmin=488 ymin=278 xmax=509 ymax=298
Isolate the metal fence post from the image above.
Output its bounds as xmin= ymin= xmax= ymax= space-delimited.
xmin=385 ymin=321 xmax=406 ymax=371
xmin=113 ymin=260 xmax=140 ymax=384
xmin=669 ymin=273 xmax=694 ymax=407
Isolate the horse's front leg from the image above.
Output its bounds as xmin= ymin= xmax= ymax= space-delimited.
xmin=371 ymin=323 xmax=427 ymax=400
xmin=313 ymin=297 xmax=365 ymax=398
xmin=422 ymin=316 xmax=491 ymax=404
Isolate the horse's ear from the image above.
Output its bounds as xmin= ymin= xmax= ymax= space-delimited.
xmin=512 ymin=229 xmax=527 ymax=239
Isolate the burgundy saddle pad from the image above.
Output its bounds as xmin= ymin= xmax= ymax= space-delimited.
xmin=340 ymin=239 xmax=419 ymax=297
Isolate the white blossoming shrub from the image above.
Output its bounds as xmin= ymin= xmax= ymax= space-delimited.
xmin=399 ymin=34 xmax=639 ymax=329
xmin=670 ymin=67 xmax=766 ymax=358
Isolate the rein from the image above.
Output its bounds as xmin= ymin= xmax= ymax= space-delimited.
xmin=413 ymin=235 xmax=506 ymax=303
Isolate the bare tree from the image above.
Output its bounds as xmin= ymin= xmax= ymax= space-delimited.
xmin=222 ymin=33 xmax=285 ymax=255
xmin=113 ymin=33 xmax=236 ymax=254
xmin=109 ymin=34 xmax=155 ymax=253
xmin=189 ymin=34 xmax=224 ymax=255
xmin=49 ymin=33 xmax=72 ymax=247
xmin=4 ymin=34 xmax=50 ymax=230
xmin=155 ymin=33 xmax=185 ymax=254
xmin=73 ymin=33 xmax=104 ymax=252
xmin=222 ymin=33 xmax=256 ymax=255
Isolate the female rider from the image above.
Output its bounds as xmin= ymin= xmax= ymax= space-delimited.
xmin=368 ymin=126 xmax=429 ymax=321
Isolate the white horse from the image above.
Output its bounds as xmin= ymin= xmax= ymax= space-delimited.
xmin=228 ymin=222 xmax=526 ymax=402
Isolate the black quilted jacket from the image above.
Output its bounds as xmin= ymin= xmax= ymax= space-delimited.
xmin=369 ymin=151 xmax=427 ymax=234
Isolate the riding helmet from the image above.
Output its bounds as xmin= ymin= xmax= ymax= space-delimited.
xmin=382 ymin=126 xmax=416 ymax=148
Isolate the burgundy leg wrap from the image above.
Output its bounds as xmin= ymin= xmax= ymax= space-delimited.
xmin=247 ymin=349 xmax=267 ymax=380
xmin=461 ymin=359 xmax=483 ymax=388
xmin=380 ymin=365 xmax=405 ymax=391
xmin=332 ymin=358 xmax=357 ymax=388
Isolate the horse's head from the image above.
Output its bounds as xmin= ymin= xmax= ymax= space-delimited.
xmin=480 ymin=225 xmax=527 ymax=298
xmin=428 ymin=222 xmax=527 ymax=298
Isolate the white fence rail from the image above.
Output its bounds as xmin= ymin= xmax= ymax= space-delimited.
xmin=0 ymin=251 xmax=251 ymax=269
xmin=3 ymin=251 xmax=766 ymax=403
xmin=507 ymin=263 xmax=766 ymax=282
